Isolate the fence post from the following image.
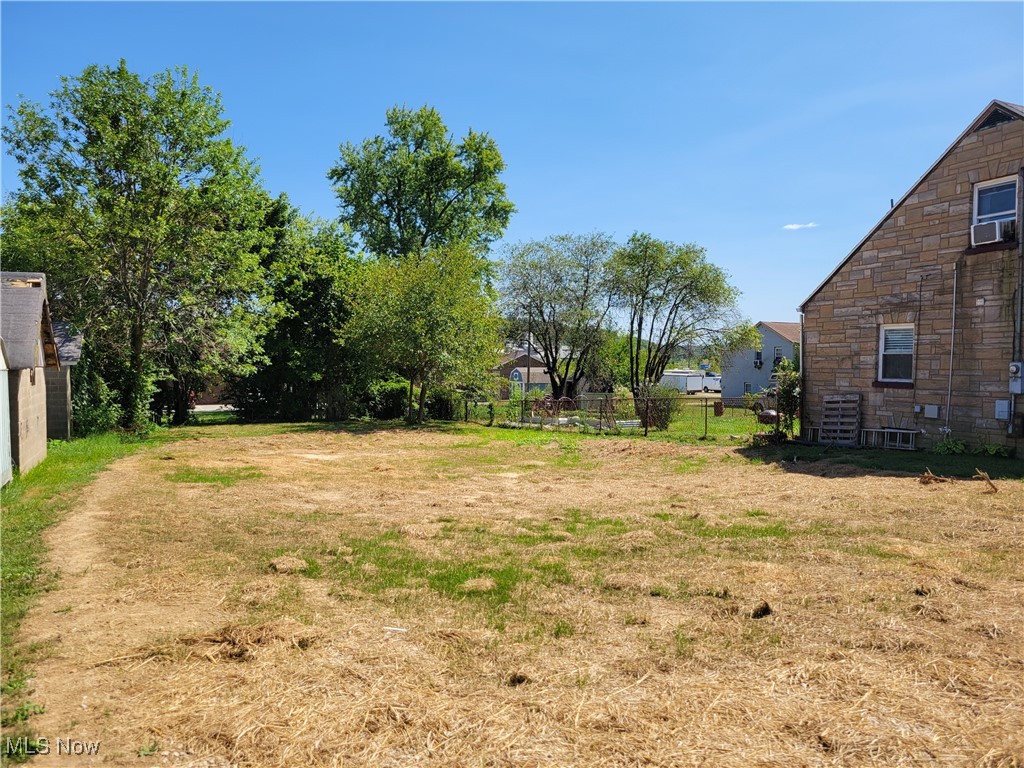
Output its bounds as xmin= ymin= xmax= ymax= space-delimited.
xmin=704 ymin=398 xmax=709 ymax=439
xmin=644 ymin=397 xmax=650 ymax=437
xmin=488 ymin=402 xmax=494 ymax=426
xmin=465 ymin=400 xmax=469 ymax=422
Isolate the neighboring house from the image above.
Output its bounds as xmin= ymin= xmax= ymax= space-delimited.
xmin=498 ymin=345 xmax=547 ymax=397
xmin=508 ymin=366 xmax=550 ymax=393
xmin=46 ymin=321 xmax=84 ymax=440
xmin=800 ymin=100 xmax=1023 ymax=450
xmin=0 ymin=273 xmax=60 ymax=474
xmin=721 ymin=321 xmax=800 ymax=398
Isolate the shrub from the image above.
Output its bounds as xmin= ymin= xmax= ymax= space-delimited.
xmin=71 ymin=349 xmax=123 ymax=436
xmin=634 ymin=383 xmax=681 ymax=431
xmin=971 ymin=443 xmax=1011 ymax=458
xmin=932 ymin=436 xmax=967 ymax=455
xmin=773 ymin=358 xmax=801 ymax=437
xmin=365 ymin=378 xmax=410 ymax=420
xmin=425 ymin=387 xmax=461 ymax=421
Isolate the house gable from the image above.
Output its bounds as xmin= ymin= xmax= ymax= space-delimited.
xmin=800 ymin=100 xmax=1024 ymax=312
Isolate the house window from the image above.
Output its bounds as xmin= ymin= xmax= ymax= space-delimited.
xmin=973 ymin=176 xmax=1017 ymax=225
xmin=743 ymin=382 xmax=752 ymax=394
xmin=879 ymin=325 xmax=914 ymax=382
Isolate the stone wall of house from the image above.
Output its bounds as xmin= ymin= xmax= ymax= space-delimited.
xmin=9 ymin=367 xmax=48 ymax=474
xmin=45 ymin=367 xmax=71 ymax=440
xmin=802 ymin=116 xmax=1024 ymax=450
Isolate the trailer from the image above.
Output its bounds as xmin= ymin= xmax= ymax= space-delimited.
xmin=659 ymin=369 xmax=721 ymax=395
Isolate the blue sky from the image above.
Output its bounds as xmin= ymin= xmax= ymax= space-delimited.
xmin=2 ymin=2 xmax=1022 ymax=324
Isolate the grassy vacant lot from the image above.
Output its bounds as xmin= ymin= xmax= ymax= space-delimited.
xmin=4 ymin=420 xmax=1023 ymax=767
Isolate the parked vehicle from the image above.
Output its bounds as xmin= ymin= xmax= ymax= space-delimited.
xmin=701 ymin=374 xmax=722 ymax=393
xmin=660 ymin=369 xmax=721 ymax=395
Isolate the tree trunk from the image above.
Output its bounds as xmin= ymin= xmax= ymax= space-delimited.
xmin=122 ymin=322 xmax=149 ymax=431
xmin=407 ymin=378 xmax=415 ymax=422
xmin=171 ymin=378 xmax=190 ymax=426
xmin=417 ymin=382 xmax=428 ymax=423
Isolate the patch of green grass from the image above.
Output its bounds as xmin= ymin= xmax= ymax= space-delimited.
xmin=0 ymin=702 xmax=44 ymax=728
xmin=673 ymin=516 xmax=793 ymax=541
xmin=673 ymin=627 xmax=695 ymax=658
xmin=745 ymin=509 xmax=769 ymax=518
xmin=164 ymin=466 xmax=263 ymax=487
xmin=334 ymin=533 xmax=526 ymax=611
xmin=551 ymin=619 xmax=575 ymax=638
xmin=1 ymin=434 xmax=144 ymax=700
xmin=562 ymin=508 xmax=628 ymax=536
xmin=673 ymin=456 xmax=709 ymax=474
xmin=846 ymin=543 xmax=907 ymax=560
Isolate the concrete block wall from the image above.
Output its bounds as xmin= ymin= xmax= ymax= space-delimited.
xmin=802 ymin=116 xmax=1023 ymax=449
xmin=9 ymin=368 xmax=48 ymax=474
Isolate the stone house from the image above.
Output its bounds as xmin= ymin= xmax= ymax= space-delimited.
xmin=799 ymin=100 xmax=1023 ymax=450
xmin=0 ymin=272 xmax=60 ymax=474
xmin=721 ymin=321 xmax=800 ymax=398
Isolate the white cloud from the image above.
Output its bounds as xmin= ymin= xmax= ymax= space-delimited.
xmin=782 ymin=222 xmax=819 ymax=230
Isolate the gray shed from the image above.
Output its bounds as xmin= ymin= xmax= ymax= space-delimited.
xmin=0 ymin=272 xmax=60 ymax=475
xmin=46 ymin=321 xmax=84 ymax=440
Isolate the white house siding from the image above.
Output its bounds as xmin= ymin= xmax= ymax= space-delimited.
xmin=722 ymin=325 xmax=800 ymax=398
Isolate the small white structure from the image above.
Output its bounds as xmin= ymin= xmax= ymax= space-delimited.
xmin=1 ymin=340 xmax=12 ymax=486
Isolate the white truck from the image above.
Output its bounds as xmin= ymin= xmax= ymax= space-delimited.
xmin=660 ymin=369 xmax=722 ymax=394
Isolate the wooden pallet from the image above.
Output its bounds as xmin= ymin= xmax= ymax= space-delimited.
xmin=819 ymin=394 xmax=861 ymax=446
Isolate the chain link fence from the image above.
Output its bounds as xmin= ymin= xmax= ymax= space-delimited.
xmin=461 ymin=394 xmax=781 ymax=440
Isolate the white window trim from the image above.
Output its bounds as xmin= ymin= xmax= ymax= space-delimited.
xmin=973 ymin=175 xmax=1018 ymax=226
xmin=878 ymin=324 xmax=914 ymax=383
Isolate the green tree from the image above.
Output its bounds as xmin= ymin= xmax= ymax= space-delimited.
xmin=772 ymin=357 xmax=801 ymax=437
xmin=501 ymin=233 xmax=615 ymax=399
xmin=607 ymin=233 xmax=747 ymax=397
xmin=226 ymin=196 xmax=358 ymax=420
xmin=328 ymin=105 xmax=514 ymax=259
xmin=345 ymin=244 xmax=501 ymax=422
xmin=2 ymin=61 xmax=268 ymax=429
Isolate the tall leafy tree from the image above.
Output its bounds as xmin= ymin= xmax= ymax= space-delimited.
xmin=606 ymin=233 xmax=750 ymax=396
xmin=345 ymin=243 xmax=501 ymax=422
xmin=328 ymin=105 xmax=514 ymax=259
xmin=227 ymin=196 xmax=359 ymax=420
xmin=501 ymin=233 xmax=615 ymax=399
xmin=2 ymin=60 xmax=268 ymax=428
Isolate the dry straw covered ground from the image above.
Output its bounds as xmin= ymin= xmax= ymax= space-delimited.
xmin=15 ymin=423 xmax=1024 ymax=767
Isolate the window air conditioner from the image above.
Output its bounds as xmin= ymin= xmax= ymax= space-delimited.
xmin=971 ymin=220 xmax=1009 ymax=247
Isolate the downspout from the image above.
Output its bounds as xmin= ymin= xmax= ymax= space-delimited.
xmin=797 ymin=309 xmax=805 ymax=439
xmin=1012 ymin=165 xmax=1024 ymax=434
xmin=945 ymin=264 xmax=957 ymax=428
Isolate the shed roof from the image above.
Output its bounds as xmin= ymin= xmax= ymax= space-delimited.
xmin=799 ymin=99 xmax=1024 ymax=312
xmin=0 ymin=272 xmax=60 ymax=369
xmin=757 ymin=321 xmax=801 ymax=344
xmin=52 ymin=321 xmax=84 ymax=366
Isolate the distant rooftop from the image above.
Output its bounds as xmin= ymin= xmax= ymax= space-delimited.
xmin=758 ymin=321 xmax=801 ymax=344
